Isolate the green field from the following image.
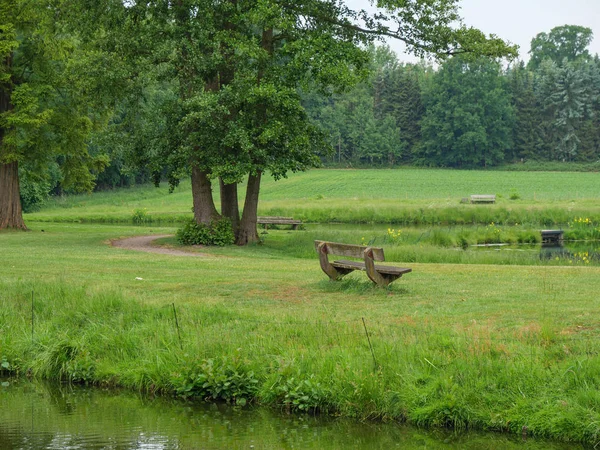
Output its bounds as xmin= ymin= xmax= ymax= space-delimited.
xmin=29 ymin=168 xmax=600 ymax=225
xmin=4 ymin=168 xmax=600 ymax=445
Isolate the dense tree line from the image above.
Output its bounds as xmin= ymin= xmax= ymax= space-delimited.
xmin=305 ymin=25 xmax=600 ymax=168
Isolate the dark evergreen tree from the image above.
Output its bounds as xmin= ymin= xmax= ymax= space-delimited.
xmin=507 ymin=62 xmax=542 ymax=161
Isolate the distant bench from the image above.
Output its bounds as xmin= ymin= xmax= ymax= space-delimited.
xmin=315 ymin=240 xmax=412 ymax=287
xmin=470 ymin=195 xmax=496 ymax=204
xmin=257 ymin=216 xmax=302 ymax=230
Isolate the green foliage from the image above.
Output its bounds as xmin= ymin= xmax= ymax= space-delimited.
xmin=176 ymin=218 xmax=235 ymax=246
xmin=528 ymin=25 xmax=594 ymax=70
xmin=174 ymin=357 xmax=259 ymax=405
xmin=131 ymin=208 xmax=151 ymax=225
xmin=274 ymin=375 xmax=330 ymax=413
xmin=419 ymin=56 xmax=515 ymax=168
xmin=565 ymin=217 xmax=600 ymax=241
xmin=1 ymin=356 xmax=10 ymax=373
xmin=1 ymin=0 xmax=122 ymax=229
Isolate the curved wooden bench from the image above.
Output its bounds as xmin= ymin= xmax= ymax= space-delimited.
xmin=315 ymin=240 xmax=411 ymax=287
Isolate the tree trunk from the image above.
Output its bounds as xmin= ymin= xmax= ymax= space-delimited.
xmin=191 ymin=166 xmax=220 ymax=225
xmin=0 ymin=161 xmax=27 ymax=230
xmin=0 ymin=52 xmax=25 ymax=230
xmin=236 ymin=171 xmax=261 ymax=245
xmin=219 ymin=178 xmax=239 ymax=233
xmin=234 ymin=28 xmax=273 ymax=246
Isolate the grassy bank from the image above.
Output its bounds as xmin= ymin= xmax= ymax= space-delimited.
xmin=27 ymin=168 xmax=600 ymax=226
xmin=2 ymin=223 xmax=600 ymax=445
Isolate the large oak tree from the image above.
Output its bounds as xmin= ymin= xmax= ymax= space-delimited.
xmin=97 ymin=0 xmax=516 ymax=244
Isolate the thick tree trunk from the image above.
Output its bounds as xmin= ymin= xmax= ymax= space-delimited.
xmin=0 ymin=161 xmax=27 ymax=230
xmin=236 ymin=171 xmax=261 ymax=245
xmin=219 ymin=178 xmax=239 ymax=233
xmin=0 ymin=52 xmax=25 ymax=231
xmin=191 ymin=166 xmax=220 ymax=225
xmin=234 ymin=28 xmax=273 ymax=246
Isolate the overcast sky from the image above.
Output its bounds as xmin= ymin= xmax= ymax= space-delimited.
xmin=345 ymin=0 xmax=600 ymax=62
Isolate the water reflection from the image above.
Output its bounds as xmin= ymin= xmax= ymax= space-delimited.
xmin=0 ymin=379 xmax=583 ymax=449
xmin=540 ymin=242 xmax=600 ymax=265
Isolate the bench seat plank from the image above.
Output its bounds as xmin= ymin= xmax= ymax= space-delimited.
xmin=333 ymin=260 xmax=412 ymax=275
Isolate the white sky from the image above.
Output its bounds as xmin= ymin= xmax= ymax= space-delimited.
xmin=344 ymin=0 xmax=600 ymax=62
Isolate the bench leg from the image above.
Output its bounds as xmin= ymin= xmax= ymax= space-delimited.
xmin=318 ymin=242 xmax=354 ymax=280
xmin=364 ymin=247 xmax=403 ymax=286
xmin=367 ymin=272 xmax=403 ymax=286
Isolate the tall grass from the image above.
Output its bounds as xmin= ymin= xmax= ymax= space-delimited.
xmin=2 ymin=278 xmax=600 ymax=444
xmin=3 ymin=224 xmax=600 ymax=444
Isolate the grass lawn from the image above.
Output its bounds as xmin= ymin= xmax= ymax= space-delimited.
xmin=27 ymin=168 xmax=600 ymax=225
xmin=3 ymin=218 xmax=600 ymax=444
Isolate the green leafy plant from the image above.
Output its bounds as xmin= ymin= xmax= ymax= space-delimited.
xmin=1 ymin=357 xmax=10 ymax=373
xmin=174 ymin=357 xmax=259 ymax=405
xmin=176 ymin=218 xmax=235 ymax=246
xmin=275 ymin=375 xmax=329 ymax=413
xmin=132 ymin=208 xmax=151 ymax=225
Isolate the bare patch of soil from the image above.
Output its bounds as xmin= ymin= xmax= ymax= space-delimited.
xmin=110 ymin=235 xmax=209 ymax=257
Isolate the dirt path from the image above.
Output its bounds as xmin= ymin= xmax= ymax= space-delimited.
xmin=110 ymin=235 xmax=208 ymax=257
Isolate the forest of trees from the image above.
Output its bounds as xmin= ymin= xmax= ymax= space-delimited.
xmin=306 ymin=25 xmax=600 ymax=168
xmin=2 ymin=0 xmax=515 ymax=239
xmin=5 ymin=3 xmax=597 ymax=239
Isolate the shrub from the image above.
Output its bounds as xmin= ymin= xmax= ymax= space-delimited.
xmin=132 ymin=208 xmax=151 ymax=225
xmin=174 ymin=357 xmax=259 ymax=405
xmin=274 ymin=375 xmax=330 ymax=413
xmin=509 ymin=190 xmax=521 ymax=200
xmin=176 ymin=218 xmax=235 ymax=246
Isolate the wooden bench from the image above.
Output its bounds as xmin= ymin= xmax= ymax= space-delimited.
xmin=470 ymin=195 xmax=496 ymax=204
xmin=257 ymin=216 xmax=302 ymax=230
xmin=315 ymin=240 xmax=411 ymax=286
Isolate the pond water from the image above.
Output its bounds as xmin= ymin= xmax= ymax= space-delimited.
xmin=0 ymin=378 xmax=583 ymax=450
xmin=305 ymin=223 xmax=600 ymax=266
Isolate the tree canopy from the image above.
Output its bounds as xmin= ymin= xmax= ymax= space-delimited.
xmin=1 ymin=0 xmax=517 ymax=234
xmin=528 ymin=25 xmax=594 ymax=70
xmin=0 ymin=0 xmax=118 ymax=229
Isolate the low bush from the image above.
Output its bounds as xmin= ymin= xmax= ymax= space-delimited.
xmin=174 ymin=357 xmax=259 ymax=405
xmin=176 ymin=218 xmax=235 ymax=246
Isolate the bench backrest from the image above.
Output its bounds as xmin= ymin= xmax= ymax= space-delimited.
xmin=314 ymin=240 xmax=385 ymax=261
xmin=258 ymin=216 xmax=294 ymax=221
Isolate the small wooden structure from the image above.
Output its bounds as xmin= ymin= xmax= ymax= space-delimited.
xmin=470 ymin=195 xmax=496 ymax=204
xmin=315 ymin=240 xmax=411 ymax=286
xmin=257 ymin=216 xmax=302 ymax=230
xmin=541 ymin=230 xmax=564 ymax=244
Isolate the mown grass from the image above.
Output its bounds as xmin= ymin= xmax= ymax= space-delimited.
xmin=27 ymin=168 xmax=600 ymax=226
xmin=2 ymin=223 xmax=600 ymax=444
